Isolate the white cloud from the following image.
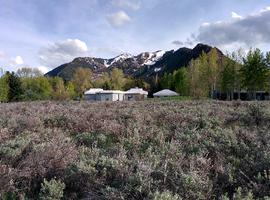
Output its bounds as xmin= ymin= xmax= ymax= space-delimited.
xmin=107 ymin=11 xmax=131 ymax=27
xmin=111 ymin=0 xmax=141 ymax=10
xmin=37 ymin=66 xmax=50 ymax=74
xmin=260 ymin=7 xmax=270 ymax=12
xmin=0 ymin=51 xmax=5 ymax=60
xmin=231 ymin=12 xmax=243 ymax=19
xmin=192 ymin=7 xmax=270 ymax=49
xmin=14 ymin=56 xmax=24 ymax=65
xmin=201 ymin=22 xmax=210 ymax=27
xmin=0 ymin=52 xmax=25 ymax=69
xmin=39 ymin=39 xmax=88 ymax=67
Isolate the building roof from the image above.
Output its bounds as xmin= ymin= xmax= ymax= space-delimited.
xmin=153 ymin=89 xmax=179 ymax=97
xmin=84 ymin=88 xmax=104 ymax=95
xmin=125 ymin=87 xmax=148 ymax=95
xmin=98 ymin=90 xmax=125 ymax=94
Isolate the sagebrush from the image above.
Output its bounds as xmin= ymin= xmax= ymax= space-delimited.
xmin=0 ymin=100 xmax=270 ymax=199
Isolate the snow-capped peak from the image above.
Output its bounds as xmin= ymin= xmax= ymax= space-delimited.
xmin=112 ymin=53 xmax=133 ymax=63
xmin=105 ymin=53 xmax=133 ymax=67
xmin=116 ymin=53 xmax=133 ymax=59
xmin=143 ymin=50 xmax=166 ymax=66
xmin=103 ymin=50 xmax=166 ymax=68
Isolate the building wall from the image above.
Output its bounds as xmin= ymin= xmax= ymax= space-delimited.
xmin=124 ymin=94 xmax=146 ymax=101
xmin=96 ymin=93 xmax=124 ymax=102
xmin=84 ymin=94 xmax=96 ymax=101
xmin=85 ymin=92 xmax=146 ymax=102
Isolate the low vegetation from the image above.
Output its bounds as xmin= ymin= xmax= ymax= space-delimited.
xmin=0 ymin=100 xmax=270 ymax=199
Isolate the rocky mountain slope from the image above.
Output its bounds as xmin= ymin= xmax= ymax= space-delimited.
xmin=46 ymin=43 xmax=224 ymax=81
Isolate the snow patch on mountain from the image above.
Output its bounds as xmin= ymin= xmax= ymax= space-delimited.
xmin=103 ymin=53 xmax=133 ymax=68
xmin=144 ymin=50 xmax=166 ymax=66
xmin=110 ymin=53 xmax=133 ymax=65
xmin=104 ymin=60 xmax=110 ymax=68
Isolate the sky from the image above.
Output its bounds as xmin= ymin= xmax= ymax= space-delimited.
xmin=0 ymin=0 xmax=270 ymax=73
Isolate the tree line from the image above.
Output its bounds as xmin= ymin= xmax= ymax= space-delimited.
xmin=159 ymin=48 xmax=270 ymax=100
xmin=0 ymin=67 xmax=149 ymax=102
xmin=1 ymin=48 xmax=270 ymax=102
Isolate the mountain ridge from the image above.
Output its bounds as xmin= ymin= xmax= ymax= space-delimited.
xmin=46 ymin=43 xmax=224 ymax=81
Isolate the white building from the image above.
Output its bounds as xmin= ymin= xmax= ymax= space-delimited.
xmin=153 ymin=89 xmax=179 ymax=97
xmin=125 ymin=87 xmax=148 ymax=101
xmin=96 ymin=90 xmax=125 ymax=102
xmin=84 ymin=88 xmax=104 ymax=101
xmin=84 ymin=87 xmax=149 ymax=102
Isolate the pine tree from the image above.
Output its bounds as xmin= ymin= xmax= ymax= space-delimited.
xmin=6 ymin=72 xmax=23 ymax=102
xmin=240 ymin=49 xmax=270 ymax=99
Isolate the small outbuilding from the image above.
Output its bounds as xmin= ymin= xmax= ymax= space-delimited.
xmin=96 ymin=90 xmax=125 ymax=102
xmin=125 ymin=87 xmax=148 ymax=101
xmin=84 ymin=88 xmax=104 ymax=101
xmin=153 ymin=89 xmax=179 ymax=98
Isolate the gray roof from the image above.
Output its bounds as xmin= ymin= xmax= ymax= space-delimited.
xmin=84 ymin=88 xmax=104 ymax=95
xmin=125 ymin=87 xmax=148 ymax=95
xmin=153 ymin=89 xmax=179 ymax=97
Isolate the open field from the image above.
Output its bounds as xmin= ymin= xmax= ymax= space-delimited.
xmin=0 ymin=100 xmax=270 ymax=199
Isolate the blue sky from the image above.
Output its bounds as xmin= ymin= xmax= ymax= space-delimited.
xmin=0 ymin=0 xmax=270 ymax=73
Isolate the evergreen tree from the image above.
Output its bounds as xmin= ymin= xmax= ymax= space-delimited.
xmin=6 ymin=72 xmax=23 ymax=102
xmin=160 ymin=72 xmax=175 ymax=91
xmin=240 ymin=49 xmax=270 ymax=99
xmin=220 ymin=59 xmax=236 ymax=100
xmin=220 ymin=51 xmax=242 ymax=100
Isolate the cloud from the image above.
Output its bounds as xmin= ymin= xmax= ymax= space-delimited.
xmin=14 ymin=56 xmax=24 ymax=65
xmin=201 ymin=22 xmax=210 ymax=27
xmin=37 ymin=66 xmax=50 ymax=74
xmin=0 ymin=52 xmax=24 ymax=69
xmin=0 ymin=51 xmax=5 ymax=60
xmin=231 ymin=12 xmax=243 ymax=19
xmin=193 ymin=7 xmax=270 ymax=48
xmin=107 ymin=11 xmax=131 ymax=27
xmin=171 ymin=37 xmax=195 ymax=47
xmin=39 ymin=39 xmax=88 ymax=67
xmin=172 ymin=40 xmax=184 ymax=46
xmin=111 ymin=0 xmax=141 ymax=10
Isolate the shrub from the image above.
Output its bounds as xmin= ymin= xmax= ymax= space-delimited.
xmin=0 ymin=101 xmax=270 ymax=199
xmin=152 ymin=190 xmax=182 ymax=200
xmin=0 ymin=135 xmax=31 ymax=164
xmin=243 ymin=103 xmax=270 ymax=126
xmin=39 ymin=178 xmax=65 ymax=200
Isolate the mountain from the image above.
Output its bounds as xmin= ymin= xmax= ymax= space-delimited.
xmin=46 ymin=43 xmax=224 ymax=81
